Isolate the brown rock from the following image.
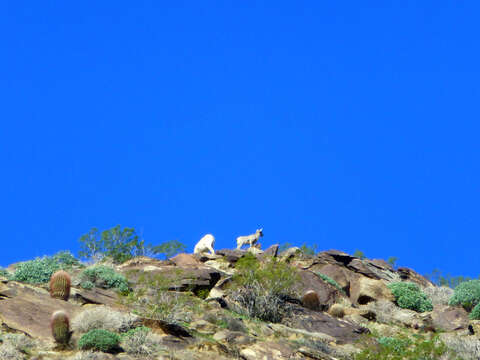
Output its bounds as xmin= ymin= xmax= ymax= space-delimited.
xmin=280 ymin=247 xmax=302 ymax=262
xmin=296 ymin=347 xmax=337 ymax=360
xmin=170 ymin=253 xmax=202 ymax=267
xmin=215 ymin=249 xmax=247 ymax=264
xmin=431 ymin=305 xmax=469 ymax=331
xmin=314 ymin=264 xmax=351 ymax=294
xmin=71 ymin=287 xmax=121 ymax=307
xmin=348 ymin=259 xmax=382 ymax=280
xmin=240 ymin=341 xmax=293 ymax=360
xmin=295 ymin=271 xmax=346 ymax=310
xmin=320 ymin=250 xmax=356 ymax=266
xmin=283 ymin=304 xmax=369 ymax=344
xmin=121 ymin=264 xmax=222 ymax=293
xmin=117 ymin=256 xmax=170 ymax=270
xmin=397 ymin=267 xmax=434 ymax=288
xmin=302 ymin=290 xmax=320 ymax=311
xmin=370 ymin=259 xmax=394 ymax=271
xmin=0 ymin=281 xmax=82 ymax=338
xmin=350 ymin=277 xmax=394 ymax=305
xmin=141 ymin=317 xmax=192 ymax=338
xmin=263 ymin=244 xmax=279 ymax=257
xmin=212 ymin=329 xmax=253 ymax=345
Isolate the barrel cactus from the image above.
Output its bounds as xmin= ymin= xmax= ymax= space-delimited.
xmin=49 ymin=270 xmax=71 ymax=301
xmin=50 ymin=310 xmax=72 ymax=345
xmin=301 ymin=290 xmax=320 ymax=310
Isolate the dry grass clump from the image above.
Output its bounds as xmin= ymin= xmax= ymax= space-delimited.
xmin=328 ymin=303 xmax=345 ymax=318
xmin=71 ymin=306 xmax=138 ymax=334
xmin=366 ymin=299 xmax=398 ymax=324
xmin=423 ymin=285 xmax=454 ymax=306
xmin=0 ymin=333 xmax=36 ymax=360
xmin=66 ymin=351 xmax=111 ymax=360
xmin=121 ymin=327 xmax=164 ymax=358
xmin=439 ymin=334 xmax=480 ymax=360
xmin=0 ymin=344 xmax=24 ymax=360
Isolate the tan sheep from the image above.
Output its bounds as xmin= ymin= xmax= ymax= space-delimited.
xmin=236 ymin=228 xmax=263 ymax=249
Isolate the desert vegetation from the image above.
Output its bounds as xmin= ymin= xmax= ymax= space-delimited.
xmin=1 ymin=228 xmax=480 ymax=359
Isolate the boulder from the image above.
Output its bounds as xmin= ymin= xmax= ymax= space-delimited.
xmin=397 ymin=267 xmax=434 ymax=288
xmin=350 ymin=277 xmax=394 ymax=305
xmin=117 ymin=256 xmax=170 ymax=270
xmin=0 ymin=281 xmax=82 ymax=338
xmin=212 ymin=329 xmax=253 ymax=345
xmin=124 ymin=261 xmax=221 ymax=288
xmin=215 ymin=249 xmax=247 ymax=264
xmin=314 ymin=264 xmax=352 ymax=294
xmin=71 ymin=287 xmax=121 ymax=307
xmin=319 ymin=250 xmax=356 ymax=266
xmin=240 ymin=341 xmax=293 ymax=360
xmin=263 ymin=244 xmax=279 ymax=257
xmin=294 ymin=271 xmax=345 ymax=310
xmin=247 ymin=247 xmax=264 ymax=256
xmin=282 ymin=304 xmax=369 ymax=344
xmin=431 ymin=305 xmax=469 ymax=332
xmin=170 ymin=253 xmax=202 ymax=267
xmin=280 ymin=247 xmax=302 ymax=262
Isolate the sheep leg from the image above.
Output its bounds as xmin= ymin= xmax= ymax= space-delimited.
xmin=208 ymin=245 xmax=215 ymax=255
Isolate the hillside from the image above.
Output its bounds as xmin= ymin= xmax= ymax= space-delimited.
xmin=0 ymin=246 xmax=479 ymax=359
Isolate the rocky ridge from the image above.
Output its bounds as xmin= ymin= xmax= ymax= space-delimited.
xmin=0 ymin=246 xmax=477 ymax=359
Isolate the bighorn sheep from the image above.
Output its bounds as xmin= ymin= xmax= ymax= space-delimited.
xmin=194 ymin=234 xmax=215 ymax=255
xmin=236 ymin=228 xmax=263 ymax=249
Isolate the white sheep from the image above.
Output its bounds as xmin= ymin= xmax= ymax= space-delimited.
xmin=194 ymin=234 xmax=215 ymax=255
xmin=236 ymin=228 xmax=263 ymax=249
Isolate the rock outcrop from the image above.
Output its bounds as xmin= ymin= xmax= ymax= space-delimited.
xmin=0 ymin=247 xmax=473 ymax=359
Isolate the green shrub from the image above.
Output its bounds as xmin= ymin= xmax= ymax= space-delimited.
xmin=230 ymin=253 xmax=299 ymax=322
xmin=353 ymin=250 xmax=366 ymax=259
xmin=425 ymin=268 xmax=473 ymax=289
xmin=355 ymin=333 xmax=450 ymax=360
xmin=11 ymin=251 xmax=82 ymax=284
xmin=448 ymin=280 xmax=480 ymax=311
xmin=387 ymin=256 xmax=398 ymax=268
xmin=121 ymin=326 xmax=151 ymax=338
xmin=53 ymin=250 xmax=81 ymax=267
xmin=148 ymin=240 xmax=187 ymax=260
xmin=80 ymin=280 xmax=94 ymax=290
xmin=300 ymin=243 xmax=317 ymax=256
xmin=387 ymin=282 xmax=433 ymax=313
xmin=81 ymin=266 xmax=129 ymax=293
xmin=11 ymin=256 xmax=61 ymax=284
xmin=315 ymin=272 xmax=345 ymax=294
xmin=0 ymin=267 xmax=9 ymax=278
xmin=78 ymin=329 xmax=120 ymax=353
xmin=79 ymin=225 xmax=187 ymax=263
xmin=121 ymin=271 xmax=196 ymax=325
xmin=278 ymin=242 xmax=292 ymax=253
xmin=469 ymin=303 xmax=480 ymax=320
xmin=234 ymin=253 xmax=299 ymax=296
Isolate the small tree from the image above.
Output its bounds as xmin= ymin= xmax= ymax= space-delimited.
xmin=79 ymin=225 xmax=187 ymax=263
xmin=300 ymin=243 xmax=318 ymax=256
xmin=149 ymin=240 xmax=186 ymax=259
xmin=353 ymin=249 xmax=366 ymax=260
xmin=79 ymin=225 xmax=143 ymax=264
xmin=387 ymin=256 xmax=398 ymax=268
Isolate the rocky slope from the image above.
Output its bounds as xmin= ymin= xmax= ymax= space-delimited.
xmin=0 ymin=246 xmax=478 ymax=359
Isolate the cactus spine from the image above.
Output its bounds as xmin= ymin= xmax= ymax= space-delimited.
xmin=50 ymin=310 xmax=72 ymax=345
xmin=49 ymin=270 xmax=71 ymax=301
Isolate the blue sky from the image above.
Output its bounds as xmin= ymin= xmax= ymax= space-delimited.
xmin=1 ymin=2 xmax=479 ymax=279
